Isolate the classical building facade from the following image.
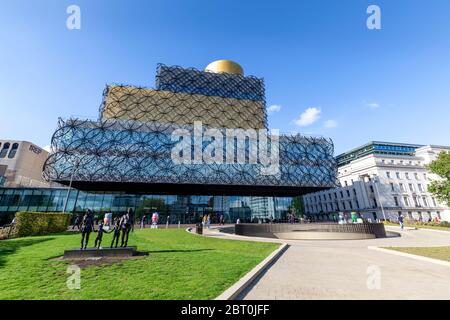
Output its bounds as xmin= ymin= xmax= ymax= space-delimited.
xmin=303 ymin=141 xmax=450 ymax=222
xmin=0 ymin=140 xmax=49 ymax=188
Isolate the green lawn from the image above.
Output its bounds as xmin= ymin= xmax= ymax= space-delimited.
xmin=384 ymin=222 xmax=450 ymax=232
xmin=0 ymin=229 xmax=278 ymax=300
xmin=387 ymin=246 xmax=450 ymax=262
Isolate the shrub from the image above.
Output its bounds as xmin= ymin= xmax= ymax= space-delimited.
xmin=440 ymin=221 xmax=450 ymax=228
xmin=14 ymin=212 xmax=72 ymax=238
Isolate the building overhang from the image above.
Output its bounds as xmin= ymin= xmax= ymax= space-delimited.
xmin=55 ymin=180 xmax=332 ymax=197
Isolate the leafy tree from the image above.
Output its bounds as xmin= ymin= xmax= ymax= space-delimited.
xmin=426 ymin=151 xmax=450 ymax=206
xmin=290 ymin=196 xmax=305 ymax=217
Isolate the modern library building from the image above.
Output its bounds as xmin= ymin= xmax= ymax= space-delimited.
xmin=0 ymin=60 xmax=337 ymax=224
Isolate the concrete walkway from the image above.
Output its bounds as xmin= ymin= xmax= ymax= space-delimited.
xmin=202 ymin=226 xmax=450 ymax=299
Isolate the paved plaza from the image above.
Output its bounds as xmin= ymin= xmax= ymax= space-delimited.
xmin=203 ymin=226 xmax=450 ymax=299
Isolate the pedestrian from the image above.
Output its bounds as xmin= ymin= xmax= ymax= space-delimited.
xmin=206 ymin=214 xmax=211 ymax=229
xmin=140 ymin=215 xmax=146 ymax=229
xmin=72 ymin=213 xmax=82 ymax=230
xmin=151 ymin=211 xmax=159 ymax=229
xmin=398 ymin=213 xmax=404 ymax=230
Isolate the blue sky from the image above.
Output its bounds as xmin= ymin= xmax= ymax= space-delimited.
xmin=0 ymin=0 xmax=449 ymax=155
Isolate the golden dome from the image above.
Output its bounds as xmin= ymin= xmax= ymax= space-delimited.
xmin=205 ymin=60 xmax=244 ymax=76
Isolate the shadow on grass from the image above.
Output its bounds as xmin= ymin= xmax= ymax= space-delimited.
xmin=0 ymin=237 xmax=55 ymax=269
xmin=146 ymin=249 xmax=215 ymax=254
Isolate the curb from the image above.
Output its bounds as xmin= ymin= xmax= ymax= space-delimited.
xmin=215 ymin=243 xmax=289 ymax=300
xmin=368 ymin=246 xmax=450 ymax=267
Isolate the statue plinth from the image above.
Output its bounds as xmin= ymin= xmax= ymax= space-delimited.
xmin=64 ymin=246 xmax=137 ymax=259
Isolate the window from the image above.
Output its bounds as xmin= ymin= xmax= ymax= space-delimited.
xmin=373 ymin=198 xmax=377 ymax=208
xmin=394 ymin=196 xmax=399 ymax=206
xmin=390 ymin=160 xmax=394 ymax=164
xmin=334 ymin=192 xmax=337 ymax=199
xmin=400 ymin=183 xmax=406 ymax=192
xmin=356 ymin=200 xmax=360 ymax=209
xmin=340 ymin=191 xmax=344 ymax=198
xmin=0 ymin=143 xmax=10 ymax=158
xmin=369 ymin=185 xmax=374 ymax=193
xmin=414 ymin=196 xmax=420 ymax=207
xmin=409 ymin=183 xmax=414 ymax=192
xmin=396 ymin=172 xmax=401 ymax=179
xmin=414 ymin=173 xmax=419 ymax=180
xmin=390 ymin=183 xmax=395 ymax=191
xmin=422 ymin=197 xmax=428 ymax=207
xmin=423 ymin=173 xmax=427 ymax=180
xmin=405 ymin=172 xmax=410 ymax=180
xmin=432 ymin=197 xmax=437 ymax=207
xmin=418 ymin=184 xmax=424 ymax=192
xmin=8 ymin=143 xmax=19 ymax=159
xmin=386 ymin=171 xmax=391 ymax=179
xmin=344 ymin=180 xmax=348 ymax=187
xmin=346 ymin=190 xmax=350 ymax=197
xmin=403 ymin=196 xmax=410 ymax=207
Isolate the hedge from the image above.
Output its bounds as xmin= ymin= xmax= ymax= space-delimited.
xmin=14 ymin=212 xmax=72 ymax=238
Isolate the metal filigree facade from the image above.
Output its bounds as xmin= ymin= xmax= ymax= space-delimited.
xmin=43 ymin=63 xmax=338 ymax=194
xmin=43 ymin=118 xmax=337 ymax=189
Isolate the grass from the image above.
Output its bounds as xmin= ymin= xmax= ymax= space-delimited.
xmin=386 ymin=246 xmax=450 ymax=262
xmin=384 ymin=221 xmax=450 ymax=232
xmin=0 ymin=228 xmax=279 ymax=300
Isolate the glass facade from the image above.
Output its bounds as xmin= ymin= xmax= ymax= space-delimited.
xmin=0 ymin=187 xmax=302 ymax=225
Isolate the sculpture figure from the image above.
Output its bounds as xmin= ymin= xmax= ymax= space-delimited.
xmin=110 ymin=217 xmax=122 ymax=248
xmin=120 ymin=210 xmax=132 ymax=247
xmin=80 ymin=209 xmax=94 ymax=249
xmin=127 ymin=208 xmax=135 ymax=232
xmin=93 ymin=221 xmax=107 ymax=249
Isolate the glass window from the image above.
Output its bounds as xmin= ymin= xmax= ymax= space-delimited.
xmin=8 ymin=143 xmax=19 ymax=159
xmin=403 ymin=196 xmax=410 ymax=207
xmin=0 ymin=142 xmax=10 ymax=158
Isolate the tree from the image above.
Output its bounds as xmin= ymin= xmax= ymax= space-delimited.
xmin=426 ymin=151 xmax=450 ymax=206
xmin=290 ymin=196 xmax=305 ymax=217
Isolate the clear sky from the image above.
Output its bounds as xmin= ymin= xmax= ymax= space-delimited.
xmin=0 ymin=0 xmax=449 ymax=155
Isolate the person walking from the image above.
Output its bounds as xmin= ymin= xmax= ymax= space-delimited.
xmin=206 ymin=214 xmax=211 ymax=229
xmin=140 ymin=215 xmax=146 ymax=229
xmin=398 ymin=213 xmax=404 ymax=230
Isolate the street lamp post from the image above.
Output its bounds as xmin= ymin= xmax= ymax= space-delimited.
xmin=62 ymin=162 xmax=80 ymax=213
xmin=373 ymin=175 xmax=386 ymax=221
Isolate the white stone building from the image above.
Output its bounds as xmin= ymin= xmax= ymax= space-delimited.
xmin=303 ymin=142 xmax=450 ymax=222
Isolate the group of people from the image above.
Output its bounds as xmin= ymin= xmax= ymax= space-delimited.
xmin=77 ymin=208 xmax=135 ymax=250
xmin=140 ymin=212 xmax=160 ymax=229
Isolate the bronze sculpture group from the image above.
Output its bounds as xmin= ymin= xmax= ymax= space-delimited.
xmin=78 ymin=208 xmax=135 ymax=250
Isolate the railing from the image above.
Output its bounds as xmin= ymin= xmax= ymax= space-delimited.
xmin=235 ymin=222 xmax=387 ymax=238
